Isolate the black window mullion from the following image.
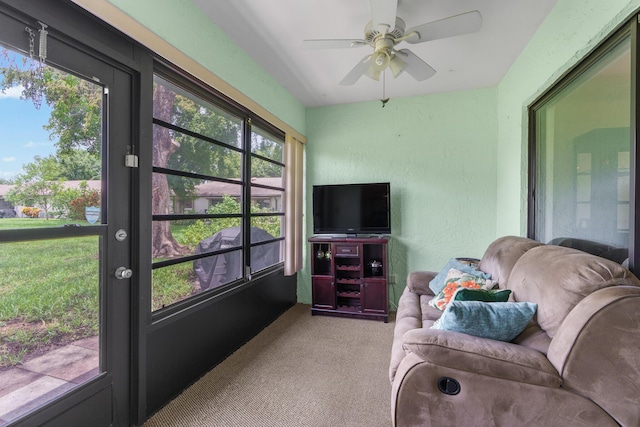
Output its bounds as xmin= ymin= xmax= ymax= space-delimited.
xmin=243 ymin=118 xmax=252 ymax=276
xmin=152 ymin=166 xmax=241 ymax=185
xmin=0 ymin=225 xmax=106 ymax=243
xmin=152 ymin=244 xmax=242 ymax=269
xmin=251 ymin=212 xmax=284 ymax=219
xmin=251 ymin=151 xmax=285 ymax=168
xmin=630 ymin=15 xmax=640 ymax=272
xmin=153 ymin=213 xmax=242 ymax=221
xmin=152 ymin=117 xmax=243 ymax=154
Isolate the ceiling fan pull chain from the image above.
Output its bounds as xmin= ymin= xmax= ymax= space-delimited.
xmin=381 ymin=70 xmax=390 ymax=107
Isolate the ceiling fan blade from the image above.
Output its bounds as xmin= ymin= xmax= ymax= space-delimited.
xmin=396 ymin=49 xmax=436 ymax=81
xmin=369 ymin=0 xmax=398 ymax=33
xmin=301 ymin=39 xmax=367 ymax=49
xmin=339 ymin=55 xmax=372 ymax=85
xmin=405 ymin=10 xmax=482 ymax=44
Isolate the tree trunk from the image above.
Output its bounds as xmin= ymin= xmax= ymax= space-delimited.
xmin=151 ymin=83 xmax=184 ymax=258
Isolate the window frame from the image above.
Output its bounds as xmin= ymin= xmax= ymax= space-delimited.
xmin=150 ymin=61 xmax=286 ymax=319
xmin=528 ymin=15 xmax=639 ymax=271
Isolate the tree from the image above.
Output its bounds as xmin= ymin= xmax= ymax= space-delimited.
xmin=151 ymin=79 xmax=243 ymax=258
xmin=1 ymin=53 xmax=102 ymax=155
xmin=250 ymin=132 xmax=283 ymax=178
xmin=56 ymin=150 xmax=101 ymax=180
xmin=6 ymin=156 xmax=63 ymax=219
xmin=151 ymin=82 xmax=184 ymax=258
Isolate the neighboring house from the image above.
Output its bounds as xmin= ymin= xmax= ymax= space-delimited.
xmin=0 ymin=178 xmax=282 ymax=217
xmin=172 ymin=177 xmax=283 ymax=214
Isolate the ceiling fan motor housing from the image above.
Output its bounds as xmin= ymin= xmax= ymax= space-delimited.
xmin=365 ymin=17 xmax=405 ymax=45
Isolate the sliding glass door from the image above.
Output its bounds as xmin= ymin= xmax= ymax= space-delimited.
xmin=529 ymin=22 xmax=633 ymax=264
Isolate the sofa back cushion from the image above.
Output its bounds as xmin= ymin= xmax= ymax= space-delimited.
xmin=508 ymin=245 xmax=639 ymax=337
xmin=477 ymin=236 xmax=542 ymax=287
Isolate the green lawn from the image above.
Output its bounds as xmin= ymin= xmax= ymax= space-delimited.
xmin=0 ymin=218 xmax=194 ymax=367
xmin=0 ymin=224 xmax=99 ymax=367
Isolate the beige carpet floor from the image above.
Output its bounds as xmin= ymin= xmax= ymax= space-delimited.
xmin=142 ymin=304 xmax=395 ymax=427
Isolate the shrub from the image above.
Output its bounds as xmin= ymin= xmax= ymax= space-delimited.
xmin=69 ymin=190 xmax=101 ymax=220
xmin=21 ymin=207 xmax=41 ymax=218
xmin=180 ymin=195 xmax=280 ymax=248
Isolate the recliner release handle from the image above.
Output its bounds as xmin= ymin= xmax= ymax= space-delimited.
xmin=438 ymin=377 xmax=461 ymax=395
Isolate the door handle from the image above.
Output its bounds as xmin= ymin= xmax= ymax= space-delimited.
xmin=115 ymin=267 xmax=133 ymax=279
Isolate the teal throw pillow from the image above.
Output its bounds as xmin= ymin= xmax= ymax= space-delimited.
xmin=432 ymin=301 xmax=537 ymax=342
xmin=453 ymin=288 xmax=511 ymax=303
xmin=429 ymin=258 xmax=491 ymax=294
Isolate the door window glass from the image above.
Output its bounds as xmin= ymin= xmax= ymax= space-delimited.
xmin=0 ymin=46 xmax=104 ymax=423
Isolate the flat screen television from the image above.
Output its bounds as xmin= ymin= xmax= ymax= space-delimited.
xmin=312 ymin=182 xmax=391 ymax=236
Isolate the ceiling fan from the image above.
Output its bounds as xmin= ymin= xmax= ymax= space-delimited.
xmin=301 ymin=0 xmax=482 ymax=85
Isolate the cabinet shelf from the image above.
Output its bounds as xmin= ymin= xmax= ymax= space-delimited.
xmin=337 ymin=291 xmax=360 ymax=298
xmin=309 ymin=236 xmax=389 ymax=322
xmin=336 ymin=278 xmax=360 ymax=285
xmin=336 ymin=265 xmax=361 ymax=271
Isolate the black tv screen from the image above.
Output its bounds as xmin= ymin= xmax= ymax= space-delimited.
xmin=312 ymin=182 xmax=391 ymax=235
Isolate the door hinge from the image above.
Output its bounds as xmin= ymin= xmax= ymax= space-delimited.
xmin=125 ymin=154 xmax=139 ymax=168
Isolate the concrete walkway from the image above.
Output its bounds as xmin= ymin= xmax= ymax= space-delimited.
xmin=0 ymin=336 xmax=99 ymax=426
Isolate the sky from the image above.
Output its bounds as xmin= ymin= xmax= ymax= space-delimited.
xmin=0 ymin=50 xmax=57 ymax=182
xmin=0 ymin=86 xmax=55 ymax=181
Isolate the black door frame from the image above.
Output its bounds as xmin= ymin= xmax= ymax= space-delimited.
xmin=0 ymin=1 xmax=139 ymax=425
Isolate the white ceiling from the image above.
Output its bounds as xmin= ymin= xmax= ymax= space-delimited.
xmin=192 ymin=0 xmax=558 ymax=107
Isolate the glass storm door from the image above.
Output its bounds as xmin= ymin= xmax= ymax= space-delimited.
xmin=0 ymin=11 xmax=132 ymax=427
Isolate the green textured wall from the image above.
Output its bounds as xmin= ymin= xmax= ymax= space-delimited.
xmin=108 ymin=0 xmax=306 ymax=136
xmin=302 ymin=89 xmax=498 ymax=307
xmin=496 ymin=0 xmax=640 ymax=236
xmin=109 ymin=0 xmax=640 ymax=308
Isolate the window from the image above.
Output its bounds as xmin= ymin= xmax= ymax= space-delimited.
xmin=529 ymin=31 xmax=631 ymax=250
xmin=151 ymin=70 xmax=285 ymax=312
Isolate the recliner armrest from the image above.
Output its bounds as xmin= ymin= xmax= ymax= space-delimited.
xmin=406 ymin=271 xmax=437 ymax=296
xmin=402 ymin=328 xmax=561 ymax=388
xmin=547 ymin=286 xmax=640 ymax=427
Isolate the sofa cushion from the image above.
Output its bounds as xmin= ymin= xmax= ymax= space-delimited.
xmin=508 ymin=245 xmax=639 ymax=337
xmin=401 ymin=328 xmax=562 ymax=388
xmin=429 ymin=258 xmax=491 ymax=294
xmin=432 ymin=301 xmax=537 ymax=342
xmin=420 ymin=294 xmax=443 ymax=322
xmin=428 ymin=269 xmax=497 ymax=310
xmin=477 ymin=236 xmax=542 ymax=288
xmin=512 ymin=322 xmax=552 ymax=355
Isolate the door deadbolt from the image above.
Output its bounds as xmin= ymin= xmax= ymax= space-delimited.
xmin=115 ymin=229 xmax=128 ymax=241
xmin=115 ymin=267 xmax=133 ymax=279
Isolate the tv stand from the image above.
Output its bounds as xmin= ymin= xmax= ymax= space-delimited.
xmin=308 ymin=236 xmax=389 ymax=322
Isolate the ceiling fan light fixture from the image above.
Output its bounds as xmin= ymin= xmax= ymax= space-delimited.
xmin=389 ymin=54 xmax=407 ymax=77
xmin=371 ymin=49 xmax=390 ymax=70
xmin=365 ymin=66 xmax=382 ymax=81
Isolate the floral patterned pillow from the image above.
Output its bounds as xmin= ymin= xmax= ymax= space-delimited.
xmin=428 ymin=268 xmax=498 ymax=311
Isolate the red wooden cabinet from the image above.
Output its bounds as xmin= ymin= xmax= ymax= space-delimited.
xmin=309 ymin=236 xmax=389 ymax=322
